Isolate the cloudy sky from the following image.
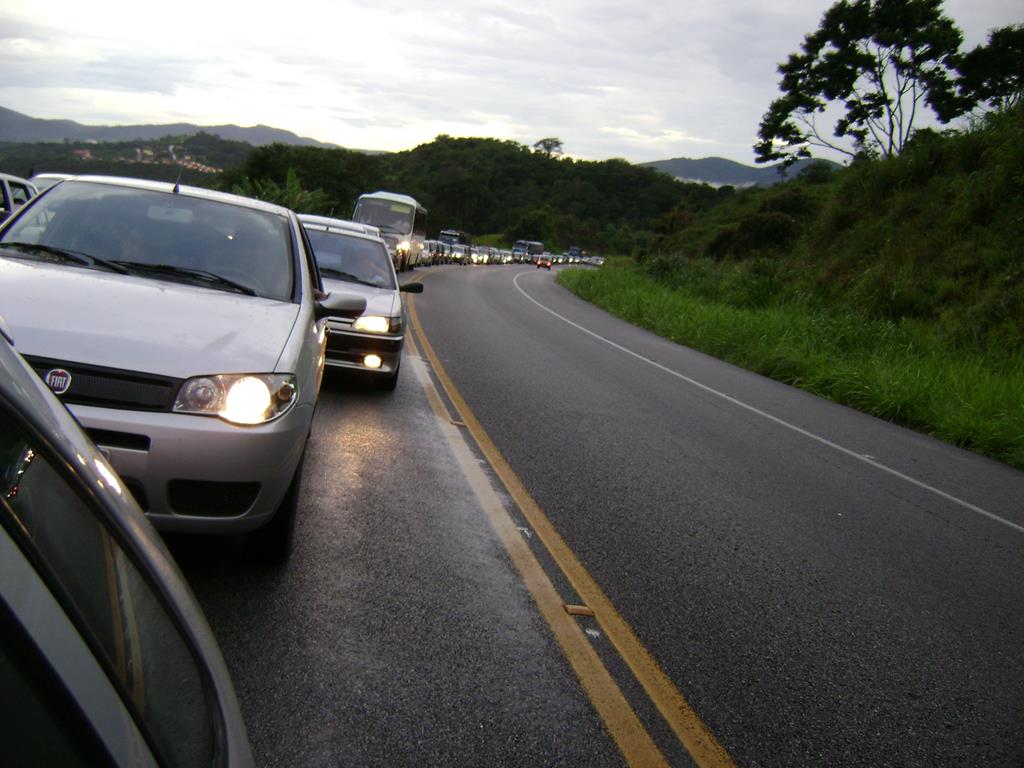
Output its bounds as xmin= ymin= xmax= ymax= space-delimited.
xmin=1 ymin=0 xmax=1020 ymax=164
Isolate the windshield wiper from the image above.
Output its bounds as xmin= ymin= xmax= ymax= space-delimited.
xmin=376 ymin=224 xmax=404 ymax=234
xmin=319 ymin=267 xmax=383 ymax=288
xmin=0 ymin=241 xmax=130 ymax=274
xmin=111 ymin=261 xmax=256 ymax=296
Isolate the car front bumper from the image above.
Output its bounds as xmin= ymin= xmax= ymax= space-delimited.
xmin=324 ymin=326 xmax=404 ymax=375
xmin=71 ymin=401 xmax=313 ymax=534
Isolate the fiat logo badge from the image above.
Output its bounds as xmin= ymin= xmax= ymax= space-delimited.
xmin=44 ymin=368 xmax=73 ymax=395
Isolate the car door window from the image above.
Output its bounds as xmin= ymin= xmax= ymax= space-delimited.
xmin=9 ymin=182 xmax=32 ymax=206
xmin=0 ymin=603 xmax=116 ymax=767
xmin=0 ymin=410 xmax=219 ymax=768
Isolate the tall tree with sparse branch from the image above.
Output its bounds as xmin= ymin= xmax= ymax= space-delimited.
xmin=532 ymin=137 xmax=564 ymax=158
xmin=755 ymin=0 xmax=964 ymax=167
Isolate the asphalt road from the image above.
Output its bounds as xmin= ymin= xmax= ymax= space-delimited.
xmin=408 ymin=264 xmax=1024 ymax=766
xmin=174 ymin=263 xmax=1024 ymax=767
xmin=170 ymin=358 xmax=624 ymax=767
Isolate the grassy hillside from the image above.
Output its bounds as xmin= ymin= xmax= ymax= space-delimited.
xmin=645 ymin=107 xmax=1023 ymax=352
xmin=559 ymin=107 xmax=1024 ymax=469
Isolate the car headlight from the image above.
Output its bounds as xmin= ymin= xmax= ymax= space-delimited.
xmin=353 ymin=315 xmax=401 ymax=334
xmin=173 ymin=374 xmax=297 ymax=425
xmin=397 ymin=240 xmax=411 ymax=253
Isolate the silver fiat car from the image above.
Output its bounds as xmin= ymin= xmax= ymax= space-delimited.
xmin=299 ymin=214 xmax=422 ymax=390
xmin=0 ymin=177 xmax=365 ymax=564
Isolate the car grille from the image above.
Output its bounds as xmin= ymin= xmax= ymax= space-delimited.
xmin=25 ymin=356 xmax=181 ymax=412
xmin=168 ymin=480 xmax=261 ymax=517
xmin=325 ymin=333 xmax=402 ymax=355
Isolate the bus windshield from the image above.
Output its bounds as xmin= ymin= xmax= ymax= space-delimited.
xmin=353 ymin=198 xmax=414 ymax=235
xmin=513 ymin=240 xmax=545 ymax=256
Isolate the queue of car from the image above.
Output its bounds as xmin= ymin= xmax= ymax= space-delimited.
xmin=0 ymin=171 xmax=598 ymax=762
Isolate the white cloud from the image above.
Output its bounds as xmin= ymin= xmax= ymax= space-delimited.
xmin=1 ymin=0 xmax=1020 ymax=164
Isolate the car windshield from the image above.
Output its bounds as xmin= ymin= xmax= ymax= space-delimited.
xmin=0 ymin=181 xmax=294 ymax=301
xmin=305 ymin=228 xmax=396 ymax=290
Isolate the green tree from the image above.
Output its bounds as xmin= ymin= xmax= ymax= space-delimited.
xmin=755 ymin=0 xmax=964 ymax=167
xmin=231 ymin=167 xmax=332 ymax=213
xmin=532 ymin=137 xmax=564 ymax=157
xmin=954 ymin=25 xmax=1024 ymax=113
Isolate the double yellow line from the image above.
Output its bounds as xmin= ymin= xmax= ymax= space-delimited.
xmin=406 ymin=280 xmax=735 ymax=768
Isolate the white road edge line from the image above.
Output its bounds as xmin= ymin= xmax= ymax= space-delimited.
xmin=513 ymin=272 xmax=1024 ymax=535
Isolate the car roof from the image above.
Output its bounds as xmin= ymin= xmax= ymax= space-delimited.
xmin=359 ymin=191 xmax=425 ymax=211
xmin=298 ymin=214 xmax=385 ymax=244
xmin=66 ymin=176 xmax=293 ymax=217
xmin=29 ymin=172 xmax=73 ymax=181
xmin=0 ymin=172 xmax=34 ymax=185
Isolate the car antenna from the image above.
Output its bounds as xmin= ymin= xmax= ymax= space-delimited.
xmin=173 ymin=171 xmax=182 ymax=195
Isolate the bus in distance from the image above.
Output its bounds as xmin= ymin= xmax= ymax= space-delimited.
xmin=352 ymin=191 xmax=427 ymax=271
xmin=511 ymin=239 xmax=545 ymax=263
xmin=438 ymin=229 xmax=471 ymax=246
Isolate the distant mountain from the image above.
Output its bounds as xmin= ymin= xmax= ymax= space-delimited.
xmin=0 ymin=106 xmax=338 ymax=148
xmin=640 ymin=156 xmax=841 ymax=187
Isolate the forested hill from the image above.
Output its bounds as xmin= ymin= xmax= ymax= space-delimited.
xmin=641 ymin=156 xmax=841 ymax=187
xmin=223 ymin=136 xmax=731 ymax=253
xmin=0 ymin=105 xmax=336 ymax=147
xmin=0 ymin=132 xmax=256 ymax=186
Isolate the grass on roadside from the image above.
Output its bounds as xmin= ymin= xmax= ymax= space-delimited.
xmin=557 ymin=260 xmax=1024 ymax=471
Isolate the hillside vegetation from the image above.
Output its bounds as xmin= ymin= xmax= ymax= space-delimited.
xmin=221 ymin=136 xmax=723 ymax=254
xmin=0 ymin=132 xmax=252 ymax=185
xmin=560 ymin=106 xmax=1024 ymax=469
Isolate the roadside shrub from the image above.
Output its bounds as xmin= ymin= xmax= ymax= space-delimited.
xmin=704 ymin=212 xmax=801 ymax=260
xmin=735 ymin=211 xmax=801 ymax=253
xmin=798 ymin=161 xmax=836 ymax=184
xmin=901 ymin=129 xmax=946 ymax=187
xmin=718 ymin=258 xmax=783 ymax=309
xmin=643 ymin=252 xmax=685 ymax=284
xmin=760 ymin=186 xmax=818 ymax=218
xmin=845 ymin=263 xmax=929 ymax=322
xmin=705 ymin=225 xmax=739 ymax=260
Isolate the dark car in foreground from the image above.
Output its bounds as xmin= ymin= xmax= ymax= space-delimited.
xmin=0 ymin=318 xmax=253 ymax=766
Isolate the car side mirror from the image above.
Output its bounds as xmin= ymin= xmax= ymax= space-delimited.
xmin=315 ymin=292 xmax=367 ymax=320
xmin=399 ymin=282 xmax=424 ymax=293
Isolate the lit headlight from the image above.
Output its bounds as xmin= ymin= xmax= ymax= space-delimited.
xmin=173 ymin=374 xmax=297 ymax=425
xmin=397 ymin=240 xmax=411 ymax=253
xmin=353 ymin=315 xmax=401 ymax=334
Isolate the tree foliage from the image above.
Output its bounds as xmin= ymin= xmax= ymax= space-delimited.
xmin=954 ymin=24 xmax=1024 ymax=113
xmin=230 ymin=167 xmax=332 ymax=213
xmin=222 ymin=135 xmax=701 ymax=255
xmin=755 ymin=0 xmax=964 ymax=167
xmin=532 ymin=137 xmax=564 ymax=157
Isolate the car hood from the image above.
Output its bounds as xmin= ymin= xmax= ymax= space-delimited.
xmin=0 ymin=258 xmax=300 ymax=378
xmin=322 ymin=277 xmax=399 ymax=317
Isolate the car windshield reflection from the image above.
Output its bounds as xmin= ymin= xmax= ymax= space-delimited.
xmin=0 ymin=180 xmax=294 ymax=301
